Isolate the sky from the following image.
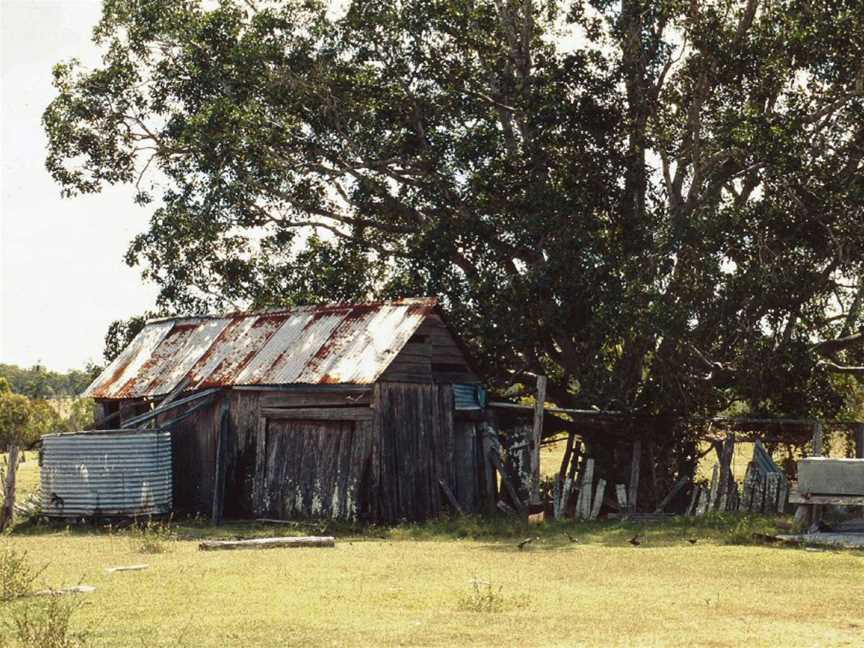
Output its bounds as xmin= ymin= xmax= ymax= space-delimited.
xmin=0 ymin=0 xmax=158 ymax=372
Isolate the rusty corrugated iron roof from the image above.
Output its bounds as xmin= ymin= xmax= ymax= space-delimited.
xmin=84 ymin=298 xmax=437 ymax=400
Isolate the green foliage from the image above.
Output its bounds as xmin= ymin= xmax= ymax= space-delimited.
xmin=0 ymin=366 xmax=99 ymax=400
xmin=102 ymin=315 xmax=149 ymax=364
xmin=42 ymin=0 xmax=864 ymax=440
xmin=0 ymin=546 xmax=44 ymax=602
xmin=457 ymin=576 xmax=507 ymax=613
xmin=128 ymin=518 xmax=176 ymax=554
xmin=0 ymin=393 xmax=32 ymax=449
xmin=7 ymin=596 xmax=91 ymax=648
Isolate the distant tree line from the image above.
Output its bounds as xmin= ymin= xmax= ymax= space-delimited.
xmin=0 ymin=363 xmax=101 ymax=399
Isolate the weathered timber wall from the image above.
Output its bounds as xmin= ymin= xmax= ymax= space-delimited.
xmin=256 ymin=417 xmax=372 ymax=519
xmin=223 ymin=390 xmax=261 ymax=517
xmin=159 ymin=395 xmax=220 ymax=514
xmin=373 ymin=382 xmax=489 ymax=521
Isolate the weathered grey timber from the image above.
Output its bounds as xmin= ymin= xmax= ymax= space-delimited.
xmin=590 ymin=478 xmax=607 ymax=520
xmin=628 ymin=440 xmax=641 ymax=514
xmin=797 ymin=458 xmax=864 ymax=496
xmin=654 ymin=477 xmax=690 ymax=513
xmin=199 ymin=536 xmax=336 ymax=551
xmin=530 ymin=375 xmax=547 ymax=506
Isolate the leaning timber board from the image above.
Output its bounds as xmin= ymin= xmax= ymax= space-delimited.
xmin=199 ymin=536 xmax=336 ymax=551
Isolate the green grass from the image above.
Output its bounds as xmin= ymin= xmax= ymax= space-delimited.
xmin=0 ymin=514 xmax=862 ymax=647
xmin=3 ymin=454 xmax=864 ymax=646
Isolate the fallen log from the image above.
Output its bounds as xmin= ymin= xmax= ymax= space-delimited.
xmin=33 ymin=585 xmax=96 ymax=596
xmin=199 ymin=536 xmax=335 ymax=551
xmin=106 ymin=565 xmax=148 ymax=574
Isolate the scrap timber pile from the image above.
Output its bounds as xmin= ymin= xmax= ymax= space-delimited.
xmin=689 ymin=436 xmax=789 ymax=516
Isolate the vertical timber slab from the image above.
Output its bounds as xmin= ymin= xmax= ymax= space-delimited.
xmin=616 ymin=483 xmax=628 ymax=513
xmin=530 ymin=375 xmax=547 ymax=507
xmin=857 ymin=424 xmax=864 ymax=519
xmin=811 ymin=421 xmax=823 ymax=457
xmin=751 ymin=474 xmax=765 ymax=514
xmin=810 ymin=420 xmax=824 ymax=525
xmin=480 ymin=424 xmax=498 ymax=515
xmin=739 ymin=462 xmax=756 ymax=512
xmin=717 ymin=433 xmax=735 ymax=512
xmin=686 ymin=486 xmax=700 ymax=516
xmin=210 ymin=397 xmax=230 ymax=524
xmin=590 ymin=478 xmax=606 ymax=520
xmin=765 ymin=473 xmax=779 ymax=515
xmin=253 ymin=416 xmax=268 ymax=516
xmin=370 ymin=383 xmax=383 ymax=521
xmin=579 ymin=458 xmax=595 ymax=519
xmin=695 ymin=486 xmax=709 ymax=516
xmin=776 ymin=477 xmax=788 ymax=515
xmin=706 ymin=464 xmax=720 ymax=512
xmin=628 ymin=439 xmax=641 ymax=514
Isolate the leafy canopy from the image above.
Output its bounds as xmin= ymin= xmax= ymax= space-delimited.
xmin=44 ymin=0 xmax=864 ymax=421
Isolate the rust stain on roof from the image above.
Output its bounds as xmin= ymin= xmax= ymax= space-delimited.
xmin=83 ymin=298 xmax=437 ymax=399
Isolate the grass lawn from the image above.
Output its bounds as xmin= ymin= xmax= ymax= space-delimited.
xmin=3 ymin=455 xmax=864 ymax=647
xmin=1 ymin=515 xmax=863 ymax=647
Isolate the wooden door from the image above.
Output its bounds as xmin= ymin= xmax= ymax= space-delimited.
xmin=254 ymin=416 xmax=372 ymax=520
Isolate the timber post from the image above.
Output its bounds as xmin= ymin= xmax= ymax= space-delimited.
xmin=530 ymin=375 xmax=547 ymax=507
xmin=628 ymin=439 xmax=641 ymax=514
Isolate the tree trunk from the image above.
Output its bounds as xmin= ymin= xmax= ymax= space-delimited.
xmin=0 ymin=445 xmax=19 ymax=532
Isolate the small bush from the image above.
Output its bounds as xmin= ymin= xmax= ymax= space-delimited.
xmin=721 ymin=515 xmax=775 ymax=545
xmin=128 ymin=517 xmax=175 ymax=554
xmin=0 ymin=546 xmax=44 ymax=602
xmin=9 ymin=595 xmax=91 ymax=648
xmin=457 ymin=576 xmax=507 ymax=613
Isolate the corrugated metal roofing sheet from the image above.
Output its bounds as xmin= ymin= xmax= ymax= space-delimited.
xmin=84 ymin=299 xmax=437 ymax=399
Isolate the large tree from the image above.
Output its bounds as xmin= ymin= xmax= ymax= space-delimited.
xmin=45 ymin=0 xmax=864 ymax=427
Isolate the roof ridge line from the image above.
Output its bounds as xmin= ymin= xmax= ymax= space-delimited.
xmin=144 ymin=297 xmax=438 ymax=325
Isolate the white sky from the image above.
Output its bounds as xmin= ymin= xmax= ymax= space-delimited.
xmin=0 ymin=0 xmax=158 ymax=372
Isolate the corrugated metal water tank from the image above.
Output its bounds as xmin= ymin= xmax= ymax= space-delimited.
xmin=41 ymin=429 xmax=172 ymax=517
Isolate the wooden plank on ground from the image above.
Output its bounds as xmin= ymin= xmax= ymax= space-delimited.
xmin=106 ymin=565 xmax=148 ymax=574
xmin=33 ymin=585 xmax=95 ymax=596
xmin=199 ymin=536 xmax=336 ymax=551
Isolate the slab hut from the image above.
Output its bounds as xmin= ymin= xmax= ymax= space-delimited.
xmin=83 ymin=298 xmax=492 ymax=522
